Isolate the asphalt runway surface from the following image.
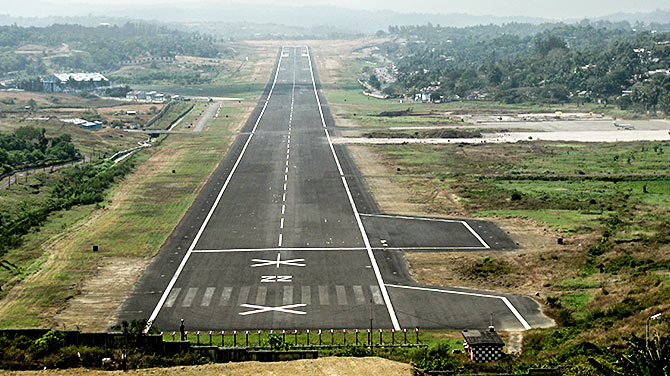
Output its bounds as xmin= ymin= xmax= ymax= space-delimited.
xmin=119 ymin=47 xmax=553 ymax=332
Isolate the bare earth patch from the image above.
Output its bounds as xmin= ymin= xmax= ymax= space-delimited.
xmin=403 ymin=216 xmax=593 ymax=296
xmin=0 ymin=357 xmax=413 ymax=376
xmin=53 ymin=258 xmax=150 ymax=332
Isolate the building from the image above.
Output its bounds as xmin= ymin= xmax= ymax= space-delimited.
xmin=59 ymin=118 xmax=102 ymax=130
xmin=462 ymin=327 xmax=505 ymax=363
xmin=125 ymin=90 xmax=168 ymax=102
xmin=42 ymin=73 xmax=109 ymax=93
xmin=126 ymin=90 xmax=146 ymax=100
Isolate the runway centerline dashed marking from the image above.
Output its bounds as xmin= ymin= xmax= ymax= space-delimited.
xmin=277 ymin=46 xmax=297 ymax=248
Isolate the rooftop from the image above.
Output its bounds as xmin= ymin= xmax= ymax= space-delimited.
xmin=462 ymin=328 xmax=504 ymax=346
xmin=51 ymin=73 xmax=109 ymax=82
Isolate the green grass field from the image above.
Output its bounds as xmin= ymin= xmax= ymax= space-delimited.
xmin=372 ymin=141 xmax=670 ymax=235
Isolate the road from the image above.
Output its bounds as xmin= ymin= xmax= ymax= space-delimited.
xmin=119 ymin=47 xmax=552 ymax=332
xmin=194 ymin=102 xmax=221 ymax=132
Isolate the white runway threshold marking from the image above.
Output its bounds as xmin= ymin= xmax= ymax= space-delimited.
xmin=360 ymin=213 xmax=490 ymax=249
xmin=306 ymin=46 xmax=401 ymax=330
xmin=145 ymin=47 xmax=288 ymax=332
xmin=385 ymin=284 xmax=532 ymax=330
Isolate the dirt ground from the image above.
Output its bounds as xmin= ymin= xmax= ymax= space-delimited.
xmin=53 ymin=258 xmax=150 ymax=332
xmin=0 ymin=357 xmax=413 ymax=376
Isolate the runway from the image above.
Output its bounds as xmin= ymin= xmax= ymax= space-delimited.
xmin=119 ymin=46 xmax=552 ymax=332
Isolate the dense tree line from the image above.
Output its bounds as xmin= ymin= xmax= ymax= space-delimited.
xmin=0 ymin=159 xmax=133 ymax=255
xmin=0 ymin=126 xmax=79 ymax=175
xmin=0 ymin=23 xmax=222 ymax=76
xmin=378 ymin=21 xmax=670 ymax=112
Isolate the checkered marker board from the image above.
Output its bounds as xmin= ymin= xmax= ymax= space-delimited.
xmin=471 ymin=345 xmax=503 ymax=363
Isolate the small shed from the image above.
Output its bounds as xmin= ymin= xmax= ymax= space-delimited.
xmin=462 ymin=326 xmax=504 ymax=363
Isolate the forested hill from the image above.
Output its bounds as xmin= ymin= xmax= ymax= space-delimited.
xmin=376 ymin=22 xmax=670 ymax=113
xmin=0 ymin=23 xmax=222 ymax=77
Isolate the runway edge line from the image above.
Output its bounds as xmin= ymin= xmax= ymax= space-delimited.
xmin=144 ymin=48 xmax=287 ymax=332
xmin=306 ymin=46 xmax=401 ymax=330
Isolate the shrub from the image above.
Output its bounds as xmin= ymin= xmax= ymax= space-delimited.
xmin=467 ymin=256 xmax=510 ymax=278
xmin=31 ymin=330 xmax=65 ymax=357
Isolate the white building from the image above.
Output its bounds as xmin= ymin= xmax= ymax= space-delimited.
xmin=42 ymin=73 xmax=109 ymax=93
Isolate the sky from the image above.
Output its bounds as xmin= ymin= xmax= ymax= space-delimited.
xmin=2 ymin=0 xmax=669 ymax=19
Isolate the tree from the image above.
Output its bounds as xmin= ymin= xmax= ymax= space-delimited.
xmin=535 ymin=35 xmax=568 ymax=56
xmin=26 ymin=98 xmax=37 ymax=111
xmin=369 ymin=74 xmax=381 ymax=90
xmin=488 ymin=65 xmax=503 ymax=85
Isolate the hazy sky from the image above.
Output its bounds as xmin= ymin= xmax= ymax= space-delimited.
xmin=3 ymin=0 xmax=669 ymax=19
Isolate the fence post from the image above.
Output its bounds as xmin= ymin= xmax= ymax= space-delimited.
xmin=208 ymin=331 xmax=212 ymax=346
xmin=282 ymin=330 xmax=286 ymax=344
xmin=258 ymin=330 xmax=262 ymax=346
xmin=379 ymin=329 xmax=383 ymax=346
xmin=196 ymin=331 xmax=200 ymax=345
xmin=343 ymin=329 xmax=347 ymax=346
xmin=221 ymin=331 xmax=225 ymax=346
xmin=318 ymin=329 xmax=322 ymax=345
xmin=355 ymin=329 xmax=359 ymax=346
xmin=294 ymin=329 xmax=298 ymax=345
xmin=185 ymin=331 xmax=189 ymax=341
xmin=367 ymin=329 xmax=371 ymax=347
xmin=330 ymin=329 xmax=334 ymax=345
xmin=233 ymin=331 xmax=237 ymax=347
xmin=171 ymin=332 xmax=176 ymax=341
xmin=404 ymin=329 xmax=407 ymax=344
xmin=306 ymin=329 xmax=310 ymax=346
xmin=415 ymin=327 xmax=420 ymax=344
xmin=245 ymin=331 xmax=249 ymax=347
xmin=391 ymin=329 xmax=395 ymax=344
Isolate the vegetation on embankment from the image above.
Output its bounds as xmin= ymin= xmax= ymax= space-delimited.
xmin=366 ymin=140 xmax=670 ymax=373
xmin=0 ymin=126 xmax=79 ymax=175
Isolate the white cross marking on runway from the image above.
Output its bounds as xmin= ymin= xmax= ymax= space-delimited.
xmin=252 ymin=253 xmax=305 ymax=268
xmin=239 ymin=303 xmax=307 ymax=316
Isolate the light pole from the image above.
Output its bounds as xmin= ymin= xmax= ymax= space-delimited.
xmin=646 ymin=313 xmax=662 ymax=349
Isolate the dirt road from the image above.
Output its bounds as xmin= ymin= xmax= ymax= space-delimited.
xmin=0 ymin=357 xmax=414 ymax=376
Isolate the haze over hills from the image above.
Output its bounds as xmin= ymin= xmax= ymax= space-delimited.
xmin=1 ymin=2 xmax=669 ymax=36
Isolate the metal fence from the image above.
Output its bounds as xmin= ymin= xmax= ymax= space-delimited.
xmin=162 ymin=328 xmax=427 ymax=350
